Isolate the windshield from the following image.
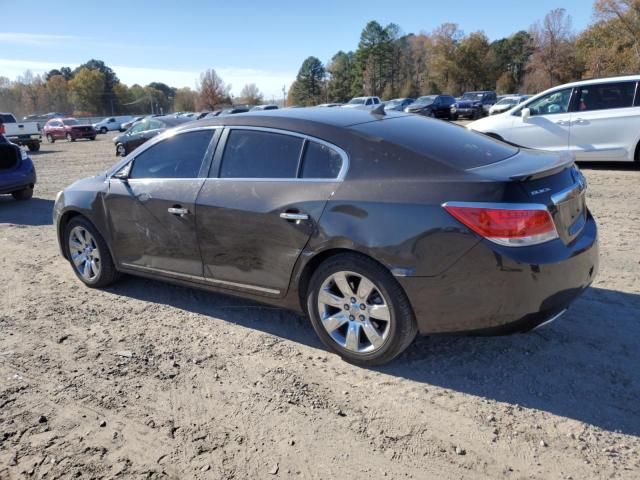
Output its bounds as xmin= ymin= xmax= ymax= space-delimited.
xmin=348 ymin=98 xmax=366 ymax=105
xmin=63 ymin=119 xmax=79 ymax=126
xmin=496 ymin=97 xmax=519 ymax=106
xmin=462 ymin=92 xmax=484 ymax=100
xmin=385 ymin=99 xmax=403 ymax=107
xmin=415 ymin=96 xmax=436 ymax=105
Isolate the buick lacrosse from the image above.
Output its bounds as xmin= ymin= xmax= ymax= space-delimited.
xmin=54 ymin=107 xmax=598 ymax=365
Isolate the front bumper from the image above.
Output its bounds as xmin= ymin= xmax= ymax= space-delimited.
xmin=452 ymin=106 xmax=476 ymax=117
xmin=398 ymin=214 xmax=599 ymax=334
xmin=70 ymin=130 xmax=96 ymax=139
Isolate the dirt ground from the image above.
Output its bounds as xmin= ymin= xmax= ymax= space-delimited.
xmin=1 ymin=132 xmax=639 ymax=480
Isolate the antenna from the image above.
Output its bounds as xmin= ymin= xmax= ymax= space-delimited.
xmin=370 ymin=104 xmax=386 ymax=116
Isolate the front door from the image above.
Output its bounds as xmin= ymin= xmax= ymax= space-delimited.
xmin=507 ymin=87 xmax=574 ymax=153
xmin=104 ymin=129 xmax=215 ymax=277
xmin=195 ymin=128 xmax=345 ymax=296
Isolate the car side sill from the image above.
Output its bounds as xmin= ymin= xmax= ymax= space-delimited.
xmin=120 ymin=262 xmax=280 ymax=296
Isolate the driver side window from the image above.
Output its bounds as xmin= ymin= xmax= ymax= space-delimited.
xmin=526 ymin=88 xmax=573 ymax=116
xmin=130 ymin=122 xmax=147 ymax=134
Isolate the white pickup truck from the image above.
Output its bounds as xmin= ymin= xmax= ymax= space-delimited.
xmin=0 ymin=113 xmax=42 ymax=151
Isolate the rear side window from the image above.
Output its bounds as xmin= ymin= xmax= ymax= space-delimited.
xmin=352 ymin=115 xmax=518 ymax=169
xmin=577 ymin=82 xmax=636 ymax=111
xmin=130 ymin=130 xmax=213 ymax=179
xmin=219 ymin=130 xmax=303 ymax=178
xmin=301 ymin=141 xmax=343 ymax=179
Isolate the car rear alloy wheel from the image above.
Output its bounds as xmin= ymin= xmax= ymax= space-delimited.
xmin=317 ymin=271 xmax=391 ymax=353
xmin=307 ymin=253 xmax=417 ymax=365
xmin=46 ymin=134 xmax=54 ymax=143
xmin=100 ymin=127 xmax=107 ymax=134
xmin=65 ymin=217 xmax=119 ymax=288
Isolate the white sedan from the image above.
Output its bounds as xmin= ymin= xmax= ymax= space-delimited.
xmin=468 ymin=75 xmax=640 ymax=163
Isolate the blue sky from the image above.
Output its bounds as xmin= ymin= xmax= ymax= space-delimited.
xmin=1 ymin=0 xmax=593 ymax=99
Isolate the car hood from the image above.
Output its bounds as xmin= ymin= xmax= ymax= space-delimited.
xmin=456 ymin=99 xmax=481 ymax=107
xmin=467 ymin=113 xmax=513 ymax=132
xmin=406 ymin=103 xmax=430 ymax=111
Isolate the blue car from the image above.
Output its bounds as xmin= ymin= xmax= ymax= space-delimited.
xmin=0 ymin=137 xmax=36 ymax=200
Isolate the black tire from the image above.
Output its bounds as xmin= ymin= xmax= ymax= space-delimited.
xmin=100 ymin=127 xmax=107 ymax=134
xmin=450 ymin=113 xmax=459 ymax=121
xmin=306 ymin=253 xmax=417 ymax=366
xmin=90 ymin=136 xmax=96 ymax=141
xmin=46 ymin=134 xmax=54 ymax=143
xmin=66 ymin=133 xmax=75 ymax=142
xmin=11 ymin=187 xmax=33 ymax=201
xmin=63 ymin=216 xmax=120 ymax=288
xmin=27 ymin=142 xmax=40 ymax=152
xmin=473 ymin=108 xmax=481 ymax=120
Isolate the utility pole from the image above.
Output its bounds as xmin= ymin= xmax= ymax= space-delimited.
xmin=282 ymin=85 xmax=287 ymax=107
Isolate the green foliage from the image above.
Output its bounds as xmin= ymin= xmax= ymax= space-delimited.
xmin=290 ymin=56 xmax=326 ymax=106
xmin=68 ymin=68 xmax=105 ymax=114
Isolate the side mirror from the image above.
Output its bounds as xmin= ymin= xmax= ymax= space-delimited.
xmin=521 ymin=108 xmax=531 ymax=122
xmin=112 ymin=163 xmax=131 ymax=181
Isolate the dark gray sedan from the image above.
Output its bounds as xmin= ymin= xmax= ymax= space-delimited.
xmin=53 ymin=108 xmax=598 ymax=365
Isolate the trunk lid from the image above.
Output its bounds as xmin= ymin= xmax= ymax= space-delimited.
xmin=470 ymin=148 xmax=588 ymax=245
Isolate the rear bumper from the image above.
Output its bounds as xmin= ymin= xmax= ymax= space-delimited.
xmin=0 ymin=165 xmax=36 ymax=194
xmin=399 ymin=213 xmax=599 ymax=334
xmin=7 ymin=135 xmax=41 ymax=146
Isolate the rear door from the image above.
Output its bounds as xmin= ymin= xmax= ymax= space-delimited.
xmin=195 ymin=127 xmax=346 ymax=296
xmin=507 ymin=88 xmax=574 ymax=153
xmin=105 ymin=128 xmax=217 ymax=276
xmin=568 ymin=81 xmax=638 ymax=162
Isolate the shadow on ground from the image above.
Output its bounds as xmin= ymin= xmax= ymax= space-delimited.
xmin=106 ymin=275 xmax=640 ymax=437
xmin=0 ymin=197 xmax=54 ymax=225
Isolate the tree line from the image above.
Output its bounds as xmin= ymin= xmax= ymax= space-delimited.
xmin=1 ymin=0 xmax=638 ymax=116
xmin=289 ymin=0 xmax=640 ymax=105
xmin=0 ymin=59 xmax=265 ymax=118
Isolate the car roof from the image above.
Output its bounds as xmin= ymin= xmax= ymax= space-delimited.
xmin=178 ymin=106 xmax=410 ymax=132
xmin=555 ymin=74 xmax=640 ymax=89
xmin=153 ymin=115 xmax=190 ymax=126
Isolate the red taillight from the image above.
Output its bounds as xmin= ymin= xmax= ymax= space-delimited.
xmin=443 ymin=202 xmax=558 ymax=246
xmin=0 ymin=124 xmax=5 ymax=135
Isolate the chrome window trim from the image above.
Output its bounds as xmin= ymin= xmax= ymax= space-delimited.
xmin=216 ymin=125 xmax=349 ymax=182
xmin=106 ymin=126 xmax=223 ymax=181
xmin=120 ymin=262 xmax=280 ymax=295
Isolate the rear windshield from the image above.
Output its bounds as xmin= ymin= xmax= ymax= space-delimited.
xmin=351 ymin=115 xmax=518 ymax=169
xmin=0 ymin=114 xmax=16 ymax=123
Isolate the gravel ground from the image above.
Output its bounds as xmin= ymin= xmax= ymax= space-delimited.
xmin=0 ymin=132 xmax=639 ymax=479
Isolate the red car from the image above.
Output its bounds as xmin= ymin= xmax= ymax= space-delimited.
xmin=43 ymin=118 xmax=96 ymax=143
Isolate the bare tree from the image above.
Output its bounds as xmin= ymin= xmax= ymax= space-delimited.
xmin=239 ymin=83 xmax=263 ymax=105
xmin=524 ymin=8 xmax=582 ymax=92
xmin=197 ymin=69 xmax=231 ymax=110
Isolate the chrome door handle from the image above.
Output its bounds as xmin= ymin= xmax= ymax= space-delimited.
xmin=280 ymin=212 xmax=309 ymax=221
xmin=168 ymin=207 xmax=189 ymax=216
xmin=555 ymin=120 xmax=570 ymax=125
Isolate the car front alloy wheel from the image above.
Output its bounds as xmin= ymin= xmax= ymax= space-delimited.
xmin=64 ymin=217 xmax=119 ymax=288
